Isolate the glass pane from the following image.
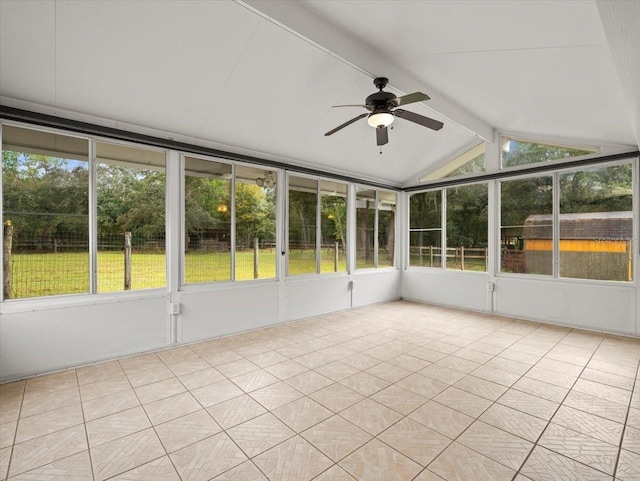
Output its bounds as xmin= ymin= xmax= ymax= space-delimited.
xmin=96 ymin=142 xmax=166 ymax=292
xmin=409 ymin=231 xmax=442 ymax=267
xmin=501 ymin=137 xmax=595 ymax=168
xmin=184 ymin=157 xmax=232 ymax=283
xmin=356 ymin=188 xmax=375 ymax=269
xmin=420 ymin=143 xmax=485 ymax=181
xmin=288 ymin=176 xmax=317 ymax=275
xmin=500 ymin=176 xmax=553 ymax=275
xmin=235 ymin=166 xmax=277 ymax=281
xmin=446 ymin=183 xmax=488 ymax=271
xmin=559 ymin=164 xmax=633 ymax=281
xmin=320 ymin=181 xmax=347 ymax=273
xmin=378 ymin=190 xmax=396 ymax=268
xmin=409 ymin=191 xmax=442 ymax=267
xmin=2 ymin=125 xmax=90 ymax=298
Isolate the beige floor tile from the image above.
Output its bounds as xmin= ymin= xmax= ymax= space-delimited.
xmin=9 ymin=424 xmax=87 ymax=477
xmin=216 ymin=359 xmax=260 ymax=378
xmin=178 ymin=367 xmax=225 ymax=391
xmin=433 ymin=387 xmax=492 ymax=417
xmin=77 ymin=361 xmax=124 ymax=385
xmin=617 ymin=448 xmax=640 ymax=481
xmin=386 ymin=353 xmax=431 ymax=372
xmin=247 ymin=351 xmax=289 ymax=369
xmin=253 ymin=435 xmax=333 ymax=481
xmin=315 ymin=361 xmax=360 ymax=382
xmin=511 ymin=376 xmax=569 ymax=403
xmin=301 ymin=415 xmax=372 ymax=462
xmin=0 ymin=396 xmax=22 ymax=425
xmin=143 ymin=392 xmax=201 ymax=425
xmin=82 ymin=389 xmax=140 ymax=422
xmin=86 ymin=406 xmax=151 ymax=448
xmin=457 ymin=420 xmax=533 ymax=470
xmin=429 ymin=442 xmax=515 ymax=481
xmin=198 ymin=348 xmax=243 ymax=367
xmin=572 ymin=378 xmax=631 ymax=406
xmin=539 ymin=423 xmax=618 ymax=475
xmin=109 ymin=455 xmax=180 ymax=480
xmin=627 ymin=407 xmax=640 ymax=430
xmin=272 ymin=397 xmax=332 ymax=432
xmin=25 ymin=371 xmax=78 ymax=396
xmin=231 ymin=369 xmax=280 ymax=393
xmin=409 ymin=347 xmax=448 ymax=363
xmin=340 ymin=398 xmax=402 ymax=436
xmin=525 ymin=366 xmax=577 ymax=389
xmin=166 ymin=359 xmax=212 ymax=377
xmin=7 ymin=450 xmax=93 ymax=481
xmin=339 ymin=438 xmax=422 ymax=481
xmin=552 ymin=405 xmax=623 ymax=446
xmin=264 ymin=360 xmax=309 ymax=380
xmin=285 ymin=371 xmax=334 ymax=395
xmin=155 ymin=409 xmax=221 ymax=453
xmin=15 ymin=403 xmax=83 ymax=444
xmin=365 ymin=362 xmax=411 ymax=383
xmin=588 ymin=359 xmax=637 ymax=378
xmin=370 ymin=384 xmax=427 ymax=415
xmin=0 ymin=422 xmax=16 ymax=450
xmin=498 ymin=389 xmax=559 ymax=420
xmin=170 ymin=432 xmax=247 ymax=481
xmin=20 ymin=387 xmax=81 ymax=418
xmin=412 ymin=469 xmax=448 ymax=481
xmin=0 ymin=446 xmax=9 ymax=480
xmin=454 ymin=375 xmax=508 ymax=401
xmin=479 ymin=403 xmax=548 ymax=442
xmin=396 ymin=373 xmax=448 ymax=399
xmin=119 ymin=353 xmax=164 ymax=372
xmin=312 ymin=465 xmax=356 ymax=481
xmin=207 ymin=394 xmax=267 ymax=429
xmin=135 ymin=377 xmax=186 ymax=404
xmin=340 ymin=353 xmax=382 ymax=370
xmin=623 ymin=425 xmax=640 ymax=455
xmin=294 ymin=351 xmax=336 ymax=370
xmin=409 ymin=401 xmax=474 ymax=439
xmin=418 ymin=364 xmax=467 ymax=385
xmin=435 ymin=355 xmax=481 ymax=374
xmin=250 ymin=381 xmax=304 ymax=410
xmin=227 ymin=413 xmax=295 ymax=457
xmin=453 ymin=348 xmax=494 ymax=364
xmin=472 ymin=365 xmax=520 ymax=387
xmin=580 ymin=367 xmax=635 ymax=391
xmin=520 ymin=446 xmax=611 ymax=481
xmin=563 ymin=390 xmax=628 ymax=423
xmin=309 ymin=383 xmax=364 ymax=413
xmin=125 ymin=365 xmax=175 ymax=388
xmin=485 ymin=357 xmax=532 ymax=376
xmin=212 ymin=460 xmax=268 ymax=480
xmin=90 ymin=428 xmax=165 ymax=481
xmin=338 ymin=372 xmax=389 ymax=396
xmin=191 ymin=379 xmax=244 ymax=408
xmin=537 ymin=358 xmax=584 ymax=377
xmin=378 ymin=417 xmax=451 ymax=466
xmin=79 ymin=376 xmax=131 ymax=402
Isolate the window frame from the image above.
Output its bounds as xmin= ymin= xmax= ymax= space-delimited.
xmin=355 ymin=186 xmax=397 ymax=271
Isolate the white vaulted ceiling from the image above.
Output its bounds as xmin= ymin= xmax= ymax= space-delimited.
xmin=0 ymin=0 xmax=638 ymax=186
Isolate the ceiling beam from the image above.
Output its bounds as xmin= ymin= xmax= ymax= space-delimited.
xmin=596 ymin=0 xmax=640 ymax=149
xmin=237 ymin=0 xmax=495 ymax=142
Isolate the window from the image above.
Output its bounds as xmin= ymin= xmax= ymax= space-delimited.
xmin=446 ymin=183 xmax=488 ymax=271
xmin=408 ymin=191 xmax=442 ymax=268
xmin=420 ymin=143 xmax=485 ymax=182
xmin=235 ymin=166 xmax=277 ymax=280
xmin=356 ymin=188 xmax=396 ymax=269
xmin=559 ymin=163 xmax=633 ymax=281
xmin=501 ymin=136 xmax=596 ymax=168
xmin=500 ymin=176 xmax=553 ymax=275
xmin=97 ymin=141 xmax=166 ymax=292
xmin=2 ymin=126 xmax=90 ymax=298
xmin=184 ymin=157 xmax=232 ymax=283
xmin=288 ymin=176 xmax=348 ymax=275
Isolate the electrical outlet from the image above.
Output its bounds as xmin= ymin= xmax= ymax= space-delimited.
xmin=487 ymin=282 xmax=495 ymax=292
xmin=170 ymin=302 xmax=181 ymax=315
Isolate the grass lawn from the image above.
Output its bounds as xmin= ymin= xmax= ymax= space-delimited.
xmin=7 ymin=249 xmax=349 ymax=299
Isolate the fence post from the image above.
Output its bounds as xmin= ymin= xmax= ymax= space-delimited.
xmin=461 ymin=246 xmax=465 ymax=271
xmin=429 ymin=245 xmax=433 ymax=267
xmin=254 ymin=237 xmax=259 ymax=279
xmin=124 ymin=232 xmax=132 ymax=290
xmin=334 ymin=241 xmax=339 ymax=272
xmin=3 ymin=222 xmax=13 ymax=299
xmin=485 ymin=247 xmax=488 ymax=271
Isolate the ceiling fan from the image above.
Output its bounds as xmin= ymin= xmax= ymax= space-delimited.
xmin=325 ymin=77 xmax=444 ymax=146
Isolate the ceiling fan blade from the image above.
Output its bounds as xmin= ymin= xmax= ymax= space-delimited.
xmin=395 ymin=92 xmax=430 ymax=107
xmin=376 ymin=126 xmax=388 ymax=146
xmin=394 ymin=109 xmax=444 ymax=130
xmin=324 ymin=113 xmax=368 ymax=136
xmin=332 ymin=104 xmax=367 ymax=108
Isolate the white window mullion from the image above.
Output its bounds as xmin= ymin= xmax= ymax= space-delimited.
xmin=89 ymin=138 xmax=98 ymax=294
xmin=230 ymin=164 xmax=236 ymax=282
xmin=441 ymin=189 xmax=447 ymax=270
xmin=373 ymin=190 xmax=379 ymax=268
xmin=316 ymin=180 xmax=321 ymax=274
xmin=552 ymin=172 xmax=560 ymax=278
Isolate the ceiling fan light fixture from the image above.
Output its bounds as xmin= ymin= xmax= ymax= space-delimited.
xmin=367 ymin=111 xmax=394 ymax=128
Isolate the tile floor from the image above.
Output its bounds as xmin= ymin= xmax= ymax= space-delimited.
xmin=1 ymin=300 xmax=640 ymax=480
